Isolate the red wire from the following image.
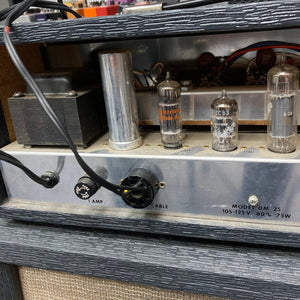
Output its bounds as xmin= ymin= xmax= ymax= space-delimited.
xmin=225 ymin=45 xmax=300 ymax=64
xmin=217 ymin=45 xmax=300 ymax=74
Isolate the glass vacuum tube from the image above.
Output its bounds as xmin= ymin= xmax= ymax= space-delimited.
xmin=211 ymin=90 xmax=238 ymax=152
xmin=157 ymin=72 xmax=183 ymax=149
xmin=267 ymin=59 xmax=299 ymax=153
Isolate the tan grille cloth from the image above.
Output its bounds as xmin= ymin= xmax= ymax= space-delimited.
xmin=19 ymin=266 xmax=229 ymax=300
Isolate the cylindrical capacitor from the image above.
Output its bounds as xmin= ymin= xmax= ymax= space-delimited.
xmin=157 ymin=72 xmax=183 ymax=149
xmin=267 ymin=60 xmax=299 ymax=153
xmin=210 ymin=90 xmax=238 ymax=152
xmin=98 ymin=50 xmax=142 ymax=151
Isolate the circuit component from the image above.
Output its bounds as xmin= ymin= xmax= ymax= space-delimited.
xmin=74 ymin=167 xmax=108 ymax=200
xmin=210 ymin=90 xmax=238 ymax=152
xmin=157 ymin=72 xmax=183 ymax=150
xmin=267 ymin=59 xmax=299 ymax=153
xmin=121 ymin=168 xmax=159 ymax=209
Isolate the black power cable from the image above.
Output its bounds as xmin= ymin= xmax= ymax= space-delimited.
xmin=34 ymin=1 xmax=81 ymax=18
xmin=0 ymin=150 xmax=58 ymax=188
xmin=2 ymin=0 xmax=147 ymax=196
xmin=163 ymin=0 xmax=228 ymax=10
xmin=56 ymin=0 xmax=68 ymax=19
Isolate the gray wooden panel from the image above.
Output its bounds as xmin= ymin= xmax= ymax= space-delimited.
xmin=0 ymin=218 xmax=299 ymax=299
xmin=0 ymin=263 xmax=23 ymax=300
xmin=1 ymin=199 xmax=300 ymax=248
xmin=1 ymin=1 xmax=300 ymax=44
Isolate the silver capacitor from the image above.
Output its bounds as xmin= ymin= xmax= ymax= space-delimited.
xmin=98 ymin=50 xmax=142 ymax=151
xmin=157 ymin=72 xmax=183 ymax=149
xmin=210 ymin=90 xmax=238 ymax=152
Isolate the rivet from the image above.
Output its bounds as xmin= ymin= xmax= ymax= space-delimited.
xmin=248 ymin=195 xmax=259 ymax=206
xmin=159 ymin=182 xmax=166 ymax=189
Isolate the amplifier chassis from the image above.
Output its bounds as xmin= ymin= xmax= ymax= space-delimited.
xmin=1 ymin=132 xmax=300 ymax=248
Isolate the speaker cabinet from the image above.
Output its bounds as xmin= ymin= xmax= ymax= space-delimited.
xmin=18 ymin=267 xmax=227 ymax=300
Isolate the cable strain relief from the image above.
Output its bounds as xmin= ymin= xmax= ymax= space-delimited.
xmin=41 ymin=171 xmax=60 ymax=188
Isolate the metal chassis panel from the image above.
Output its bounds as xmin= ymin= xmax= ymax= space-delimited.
xmin=1 ymin=132 xmax=300 ymax=247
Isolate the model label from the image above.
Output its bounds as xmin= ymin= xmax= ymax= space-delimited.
xmin=222 ymin=204 xmax=292 ymax=220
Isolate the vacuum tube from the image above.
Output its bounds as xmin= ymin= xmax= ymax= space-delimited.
xmin=211 ymin=90 xmax=238 ymax=152
xmin=267 ymin=59 xmax=299 ymax=153
xmin=157 ymin=72 xmax=183 ymax=149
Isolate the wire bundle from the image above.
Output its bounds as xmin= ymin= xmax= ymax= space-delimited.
xmin=218 ymin=41 xmax=300 ymax=74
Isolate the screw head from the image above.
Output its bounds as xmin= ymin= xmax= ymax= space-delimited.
xmin=66 ymin=90 xmax=77 ymax=97
xmin=248 ymin=195 xmax=259 ymax=206
xmin=13 ymin=92 xmax=24 ymax=97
